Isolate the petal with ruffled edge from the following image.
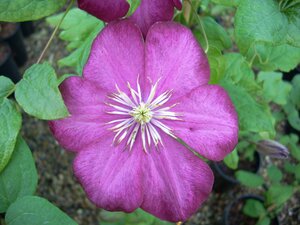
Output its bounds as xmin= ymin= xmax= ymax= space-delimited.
xmin=130 ymin=0 xmax=175 ymax=36
xmin=141 ymin=133 xmax=214 ymax=222
xmin=166 ymin=85 xmax=239 ymax=161
xmin=73 ymin=133 xmax=144 ymax=212
xmin=77 ymin=0 xmax=130 ymax=22
xmin=49 ymin=76 xmax=112 ymax=152
xmin=83 ymin=20 xmax=145 ymax=95
xmin=144 ymin=22 xmax=210 ymax=100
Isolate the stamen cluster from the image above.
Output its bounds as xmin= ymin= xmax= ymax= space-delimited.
xmin=107 ymin=79 xmax=181 ymax=152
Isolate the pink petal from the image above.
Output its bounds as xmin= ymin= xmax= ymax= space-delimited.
xmin=73 ymin=134 xmax=144 ymax=212
xmin=83 ymin=20 xmax=145 ymax=95
xmin=141 ymin=133 xmax=214 ymax=222
xmin=130 ymin=0 xmax=175 ymax=36
xmin=167 ymin=85 xmax=239 ymax=161
xmin=144 ymin=22 xmax=210 ymax=100
xmin=173 ymin=0 xmax=183 ymax=9
xmin=77 ymin=0 xmax=130 ymax=22
xmin=49 ymin=76 xmax=111 ymax=152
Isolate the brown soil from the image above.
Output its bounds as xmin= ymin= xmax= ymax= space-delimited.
xmin=0 ymin=23 xmax=17 ymax=39
xmin=227 ymin=197 xmax=279 ymax=225
xmin=0 ymin=43 xmax=9 ymax=64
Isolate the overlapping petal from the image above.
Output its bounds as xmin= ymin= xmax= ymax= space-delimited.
xmin=141 ymin=133 xmax=214 ymax=222
xmin=130 ymin=0 xmax=175 ymax=36
xmin=144 ymin=22 xmax=210 ymax=100
xmin=49 ymin=76 xmax=111 ymax=152
xmin=83 ymin=20 xmax=145 ymax=95
xmin=78 ymin=0 xmax=182 ymax=36
xmin=77 ymin=0 xmax=130 ymax=22
xmin=166 ymin=85 xmax=239 ymax=161
xmin=144 ymin=22 xmax=237 ymax=161
xmin=73 ymin=132 xmax=213 ymax=221
xmin=73 ymin=134 xmax=144 ymax=212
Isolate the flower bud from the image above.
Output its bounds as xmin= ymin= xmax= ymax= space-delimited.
xmin=256 ymin=140 xmax=289 ymax=159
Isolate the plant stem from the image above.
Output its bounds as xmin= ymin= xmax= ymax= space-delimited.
xmin=36 ymin=0 xmax=74 ymax=64
xmin=185 ymin=0 xmax=209 ymax=53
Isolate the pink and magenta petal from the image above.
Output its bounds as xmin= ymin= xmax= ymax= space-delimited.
xmin=141 ymin=133 xmax=214 ymax=222
xmin=83 ymin=20 xmax=145 ymax=95
xmin=167 ymin=85 xmax=239 ymax=161
xmin=130 ymin=0 xmax=175 ymax=36
xmin=77 ymin=0 xmax=130 ymax=22
xmin=144 ymin=22 xmax=210 ymax=100
xmin=49 ymin=76 xmax=111 ymax=152
xmin=73 ymin=134 xmax=144 ymax=212
xmin=57 ymin=76 xmax=107 ymax=115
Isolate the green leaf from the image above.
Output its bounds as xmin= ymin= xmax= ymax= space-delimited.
xmin=235 ymin=0 xmax=300 ymax=71
xmin=46 ymin=8 xmax=104 ymax=74
xmin=58 ymin=32 xmax=98 ymax=75
xmin=257 ymin=217 xmax=271 ymax=225
xmin=219 ymin=53 xmax=261 ymax=93
xmin=235 ymin=0 xmax=286 ymax=51
xmin=15 ymin=63 xmax=69 ymax=120
xmin=223 ymin=148 xmax=239 ymax=169
xmin=289 ymin=75 xmax=300 ymax=107
xmin=257 ymin=72 xmax=292 ymax=105
xmin=0 ymin=0 xmax=67 ymax=22
xmin=284 ymin=162 xmax=296 ymax=174
xmin=0 ymin=76 xmax=15 ymax=103
xmin=126 ymin=0 xmax=141 ymax=16
xmin=58 ymin=74 xmax=75 ymax=85
xmin=280 ymin=134 xmax=300 ymax=160
xmin=46 ymin=8 xmax=103 ymax=51
xmin=295 ymin=163 xmax=300 ymax=181
xmin=236 ymin=139 xmax=257 ymax=160
xmin=267 ymin=165 xmax=283 ymax=184
xmin=0 ymin=136 xmax=37 ymax=213
xmin=243 ymin=199 xmax=266 ymax=218
xmin=283 ymin=0 xmax=300 ymax=47
xmin=221 ymin=82 xmax=275 ymax=135
xmin=100 ymin=209 xmax=172 ymax=225
xmin=100 ymin=211 xmax=127 ymax=225
xmin=284 ymin=75 xmax=300 ymax=130
xmin=235 ymin=170 xmax=264 ymax=188
xmin=285 ymin=103 xmax=300 ymax=131
xmin=204 ymin=46 xmax=225 ymax=84
xmin=251 ymin=43 xmax=300 ymax=72
xmin=5 ymin=196 xmax=77 ymax=225
xmin=265 ymin=184 xmax=294 ymax=206
xmin=0 ymin=99 xmax=22 ymax=173
xmin=211 ymin=0 xmax=240 ymax=7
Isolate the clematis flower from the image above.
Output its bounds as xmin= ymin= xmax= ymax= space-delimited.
xmin=50 ymin=20 xmax=238 ymax=222
xmin=77 ymin=0 xmax=182 ymax=35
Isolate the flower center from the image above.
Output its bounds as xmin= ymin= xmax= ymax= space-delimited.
xmin=106 ymin=79 xmax=181 ymax=152
xmin=131 ymin=103 xmax=152 ymax=124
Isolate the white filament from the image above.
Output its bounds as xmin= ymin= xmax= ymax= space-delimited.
xmin=106 ymin=79 xmax=181 ymax=152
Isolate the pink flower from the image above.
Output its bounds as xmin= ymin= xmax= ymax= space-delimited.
xmin=77 ymin=0 xmax=182 ymax=35
xmin=50 ymin=20 xmax=238 ymax=222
